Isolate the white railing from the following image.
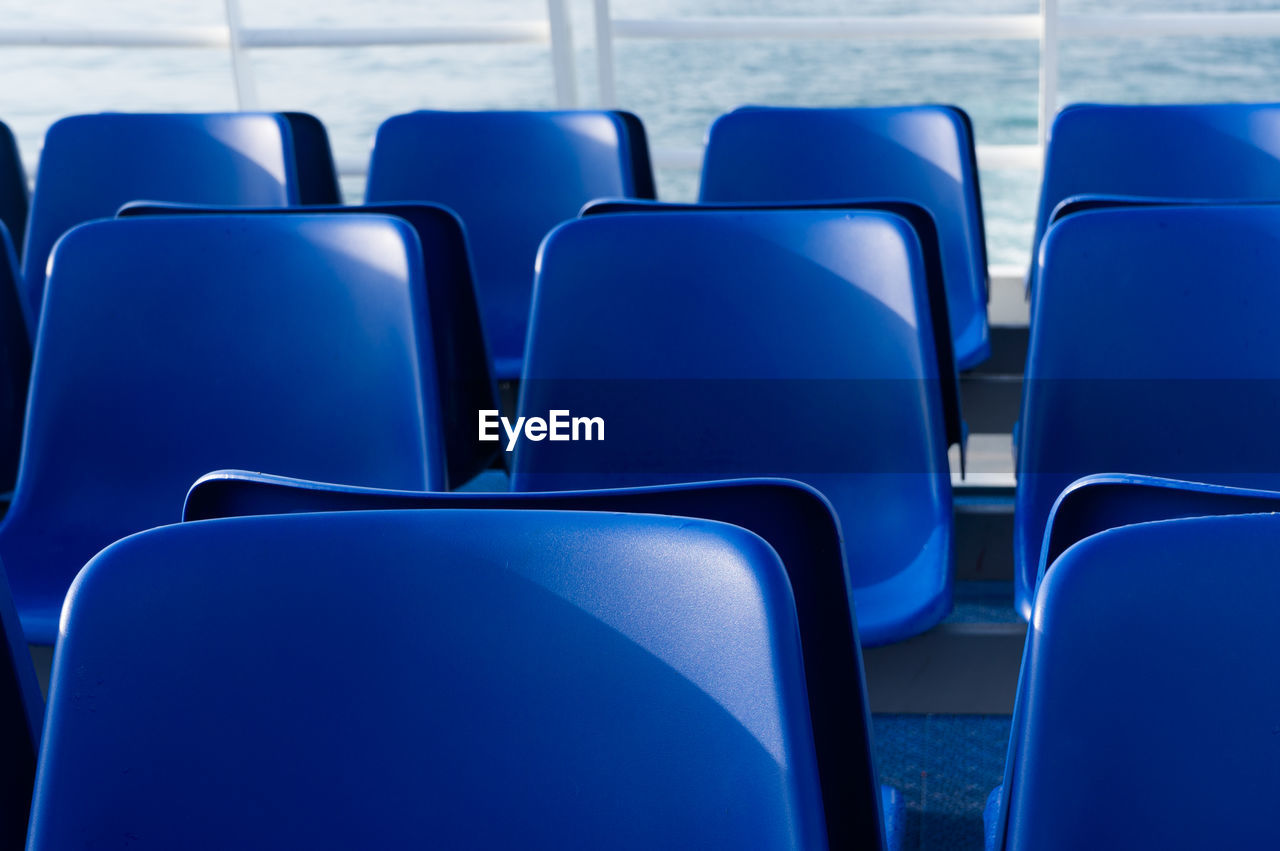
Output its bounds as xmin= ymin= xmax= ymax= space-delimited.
xmin=592 ymin=0 xmax=1280 ymax=171
xmin=0 ymin=0 xmax=579 ymax=114
xmin=6 ymin=0 xmax=1280 ymax=180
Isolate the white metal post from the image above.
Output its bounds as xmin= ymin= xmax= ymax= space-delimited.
xmin=546 ymin=0 xmax=579 ymax=108
xmin=223 ymin=0 xmax=259 ymax=109
xmin=1038 ymin=0 xmax=1058 ymax=148
xmin=593 ymin=0 xmax=617 ymax=107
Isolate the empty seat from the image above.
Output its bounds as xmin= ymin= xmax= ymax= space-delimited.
xmin=987 ymin=513 xmax=1280 ymax=849
xmin=364 ymin=110 xmax=638 ymax=380
xmin=700 ymin=105 xmax=990 ymax=369
xmin=118 ymin=201 xmax=499 ymax=489
xmin=0 ymin=215 xmax=444 ymax=644
xmin=512 ymin=209 xmax=953 ymax=646
xmin=0 ymin=121 xmax=26 ymax=265
xmin=1015 ymin=204 xmax=1280 ymax=618
xmin=1031 ymin=102 xmax=1280 ymax=286
xmin=28 ymin=509 xmax=827 ymax=849
xmin=580 ymin=198 xmax=967 ymax=471
xmin=21 ymin=112 xmax=299 ymax=334
xmin=183 ymin=471 xmax=899 ymax=850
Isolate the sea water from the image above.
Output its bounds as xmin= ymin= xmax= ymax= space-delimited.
xmin=2 ymin=0 xmax=1278 ymax=266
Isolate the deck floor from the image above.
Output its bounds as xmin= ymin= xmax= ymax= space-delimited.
xmin=874 ymin=714 xmax=1011 ymax=851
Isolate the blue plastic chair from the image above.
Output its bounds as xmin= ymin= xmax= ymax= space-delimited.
xmin=1030 ymin=102 xmax=1280 ymax=289
xmin=580 ymin=198 xmax=967 ymax=471
xmin=513 ymin=210 xmax=953 ymax=646
xmin=0 ymin=215 xmax=443 ymax=644
xmin=993 ymin=473 xmax=1280 ymax=848
xmin=987 ymin=513 xmax=1280 ymax=849
xmin=0 ymin=224 xmax=30 ymax=494
xmin=29 ymin=509 xmax=827 ymax=849
xmin=182 ymin=471 xmax=900 ymax=850
xmin=0 ymin=122 xmax=26 ymax=266
xmin=281 ymin=112 xmax=341 ymax=205
xmin=1014 ymin=204 xmax=1280 ymax=618
xmin=118 ymin=201 xmax=499 ymax=489
xmin=21 ymin=112 xmax=299 ymax=335
xmin=700 ymin=105 xmax=990 ymax=369
xmin=364 ymin=110 xmax=637 ymax=380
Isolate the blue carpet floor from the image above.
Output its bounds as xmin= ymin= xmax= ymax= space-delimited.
xmin=872 ymin=715 xmax=1012 ymax=851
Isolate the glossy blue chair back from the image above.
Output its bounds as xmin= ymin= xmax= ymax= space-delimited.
xmin=0 ymin=122 xmax=26 ymax=266
xmin=21 ymin=112 xmax=298 ymax=334
xmin=580 ymin=198 xmax=966 ymax=468
xmin=0 ymin=215 xmax=442 ymax=644
xmin=512 ymin=210 xmax=953 ymax=646
xmin=993 ymin=474 xmax=1280 ymax=847
xmin=1032 ymin=102 xmax=1280 ymax=274
xmin=183 ymin=471 xmax=888 ymax=850
xmin=365 ymin=110 xmax=636 ymax=379
xmin=29 ymin=509 xmax=827 ymax=849
xmin=993 ymin=513 xmax=1280 ymax=849
xmin=701 ymin=105 xmax=989 ymax=368
xmin=118 ymin=201 xmax=498 ymax=488
xmin=1016 ymin=204 xmax=1280 ymax=617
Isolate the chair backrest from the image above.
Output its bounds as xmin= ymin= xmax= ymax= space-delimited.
xmin=0 ymin=122 xmax=26 ymax=265
xmin=0 ymin=223 xmax=30 ymax=494
xmin=183 ymin=470 xmax=886 ymax=850
xmin=21 ymin=112 xmax=298 ymax=335
xmin=511 ymin=210 xmax=953 ymax=646
xmin=580 ymin=198 xmax=966 ymax=466
xmin=1015 ymin=204 xmax=1280 ymax=618
xmin=0 ymin=215 xmax=442 ymax=645
xmin=995 ymin=473 xmax=1280 ymax=849
xmin=118 ymin=201 xmax=499 ymax=488
xmin=700 ymin=105 xmax=989 ymax=369
xmin=1041 ymin=474 xmax=1280 ymax=582
xmin=281 ymin=112 xmax=342 ymax=205
xmin=993 ymin=513 xmax=1280 ymax=849
xmin=29 ymin=509 xmax=827 ymax=850
xmin=364 ymin=110 xmax=636 ymax=379
xmin=1032 ymin=102 xmax=1280 ymax=270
